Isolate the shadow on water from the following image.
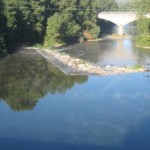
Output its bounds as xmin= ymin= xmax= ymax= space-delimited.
xmin=0 ymin=49 xmax=88 ymax=111
xmin=0 ymin=137 xmax=120 ymax=150
xmin=122 ymin=117 xmax=150 ymax=150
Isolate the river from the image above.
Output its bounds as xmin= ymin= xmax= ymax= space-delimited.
xmin=57 ymin=30 xmax=150 ymax=67
xmin=0 ymin=26 xmax=150 ymax=150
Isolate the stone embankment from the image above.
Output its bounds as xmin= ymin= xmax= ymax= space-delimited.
xmin=26 ymin=47 xmax=144 ymax=76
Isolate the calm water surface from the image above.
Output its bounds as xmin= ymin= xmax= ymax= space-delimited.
xmin=0 ymin=41 xmax=150 ymax=150
xmin=59 ymin=38 xmax=150 ymax=67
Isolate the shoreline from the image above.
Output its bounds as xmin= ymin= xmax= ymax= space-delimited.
xmin=105 ymin=34 xmax=131 ymax=40
xmin=87 ymin=38 xmax=102 ymax=42
xmin=135 ymin=45 xmax=150 ymax=50
xmin=25 ymin=47 xmax=145 ymax=76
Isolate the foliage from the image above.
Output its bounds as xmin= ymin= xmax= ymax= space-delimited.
xmin=0 ymin=0 xmax=118 ymax=56
xmin=44 ymin=12 xmax=81 ymax=47
xmin=3 ymin=0 xmax=49 ymax=45
xmin=44 ymin=13 xmax=63 ymax=47
xmin=59 ymin=13 xmax=81 ymax=43
xmin=128 ymin=65 xmax=143 ymax=70
xmin=0 ymin=37 xmax=7 ymax=58
xmin=92 ymin=0 xmax=118 ymax=11
xmin=0 ymin=0 xmax=7 ymax=57
xmin=135 ymin=33 xmax=150 ymax=47
xmin=131 ymin=0 xmax=150 ymax=47
xmin=137 ymin=18 xmax=150 ymax=34
xmin=44 ymin=0 xmax=117 ymax=47
xmin=130 ymin=0 xmax=150 ymax=13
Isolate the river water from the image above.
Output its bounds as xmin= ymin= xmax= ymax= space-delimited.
xmin=58 ymin=38 xmax=150 ymax=67
xmin=0 ymin=27 xmax=150 ymax=150
xmin=57 ymin=25 xmax=150 ymax=67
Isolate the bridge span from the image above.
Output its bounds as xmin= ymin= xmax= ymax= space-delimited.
xmin=98 ymin=11 xmax=150 ymax=36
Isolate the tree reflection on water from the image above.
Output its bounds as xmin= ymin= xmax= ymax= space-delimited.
xmin=0 ymin=50 xmax=88 ymax=111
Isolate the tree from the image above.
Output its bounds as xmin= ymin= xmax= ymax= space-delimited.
xmin=44 ymin=13 xmax=62 ymax=47
xmin=0 ymin=0 xmax=7 ymax=57
xmin=44 ymin=0 xmax=118 ymax=46
xmin=0 ymin=37 xmax=7 ymax=58
xmin=131 ymin=0 xmax=150 ymax=13
xmin=44 ymin=12 xmax=80 ymax=47
xmin=3 ymin=0 xmax=49 ymax=44
xmin=0 ymin=0 xmax=118 ymax=56
xmin=131 ymin=0 xmax=150 ymax=47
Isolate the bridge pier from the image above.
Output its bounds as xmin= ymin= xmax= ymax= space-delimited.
xmin=98 ymin=11 xmax=150 ymax=36
xmin=118 ymin=25 xmax=124 ymax=36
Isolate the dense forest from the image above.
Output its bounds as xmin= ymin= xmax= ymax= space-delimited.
xmin=0 ymin=0 xmax=149 ymax=58
xmin=0 ymin=0 xmax=118 ymax=58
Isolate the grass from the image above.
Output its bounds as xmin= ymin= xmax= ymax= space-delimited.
xmin=134 ymin=34 xmax=150 ymax=48
xmin=127 ymin=65 xmax=143 ymax=70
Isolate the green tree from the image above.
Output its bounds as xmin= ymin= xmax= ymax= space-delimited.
xmin=0 ymin=0 xmax=7 ymax=57
xmin=131 ymin=0 xmax=150 ymax=47
xmin=131 ymin=0 xmax=150 ymax=13
xmin=3 ymin=0 xmax=48 ymax=44
xmin=0 ymin=37 xmax=7 ymax=58
xmin=44 ymin=0 xmax=118 ymax=46
xmin=44 ymin=12 xmax=81 ymax=47
xmin=44 ymin=13 xmax=63 ymax=47
xmin=75 ymin=0 xmax=99 ymax=40
xmin=0 ymin=0 xmax=118 ymax=56
xmin=59 ymin=13 xmax=81 ymax=43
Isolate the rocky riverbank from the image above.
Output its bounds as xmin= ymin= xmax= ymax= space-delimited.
xmin=107 ymin=34 xmax=131 ymax=39
xmin=26 ymin=47 xmax=145 ymax=76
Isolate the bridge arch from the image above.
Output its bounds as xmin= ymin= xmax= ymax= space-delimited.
xmin=98 ymin=18 xmax=138 ymax=36
xmin=98 ymin=11 xmax=150 ymax=36
xmin=98 ymin=19 xmax=117 ymax=36
xmin=98 ymin=18 xmax=118 ymax=26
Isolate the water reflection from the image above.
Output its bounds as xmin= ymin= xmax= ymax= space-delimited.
xmin=0 ymin=74 xmax=150 ymax=150
xmin=133 ymin=47 xmax=150 ymax=65
xmin=1 ymin=37 xmax=150 ymax=149
xmin=61 ymin=39 xmax=150 ymax=67
xmin=0 ymin=50 xmax=88 ymax=111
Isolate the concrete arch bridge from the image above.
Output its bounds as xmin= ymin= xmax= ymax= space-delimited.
xmin=98 ymin=11 xmax=150 ymax=36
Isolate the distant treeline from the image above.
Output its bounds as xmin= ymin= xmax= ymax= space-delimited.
xmin=0 ymin=0 xmax=118 ymax=58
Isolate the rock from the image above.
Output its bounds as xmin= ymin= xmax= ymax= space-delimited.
xmin=32 ymin=48 xmax=144 ymax=76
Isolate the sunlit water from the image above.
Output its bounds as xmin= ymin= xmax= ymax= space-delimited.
xmin=0 ymin=29 xmax=150 ymax=149
xmin=58 ymin=38 xmax=150 ymax=67
xmin=58 ymin=26 xmax=150 ymax=67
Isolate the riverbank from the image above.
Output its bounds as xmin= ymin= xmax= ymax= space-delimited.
xmin=87 ymin=38 xmax=102 ymax=42
xmin=135 ymin=45 xmax=150 ymax=49
xmin=106 ymin=34 xmax=131 ymax=39
xmin=25 ymin=47 xmax=144 ymax=76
